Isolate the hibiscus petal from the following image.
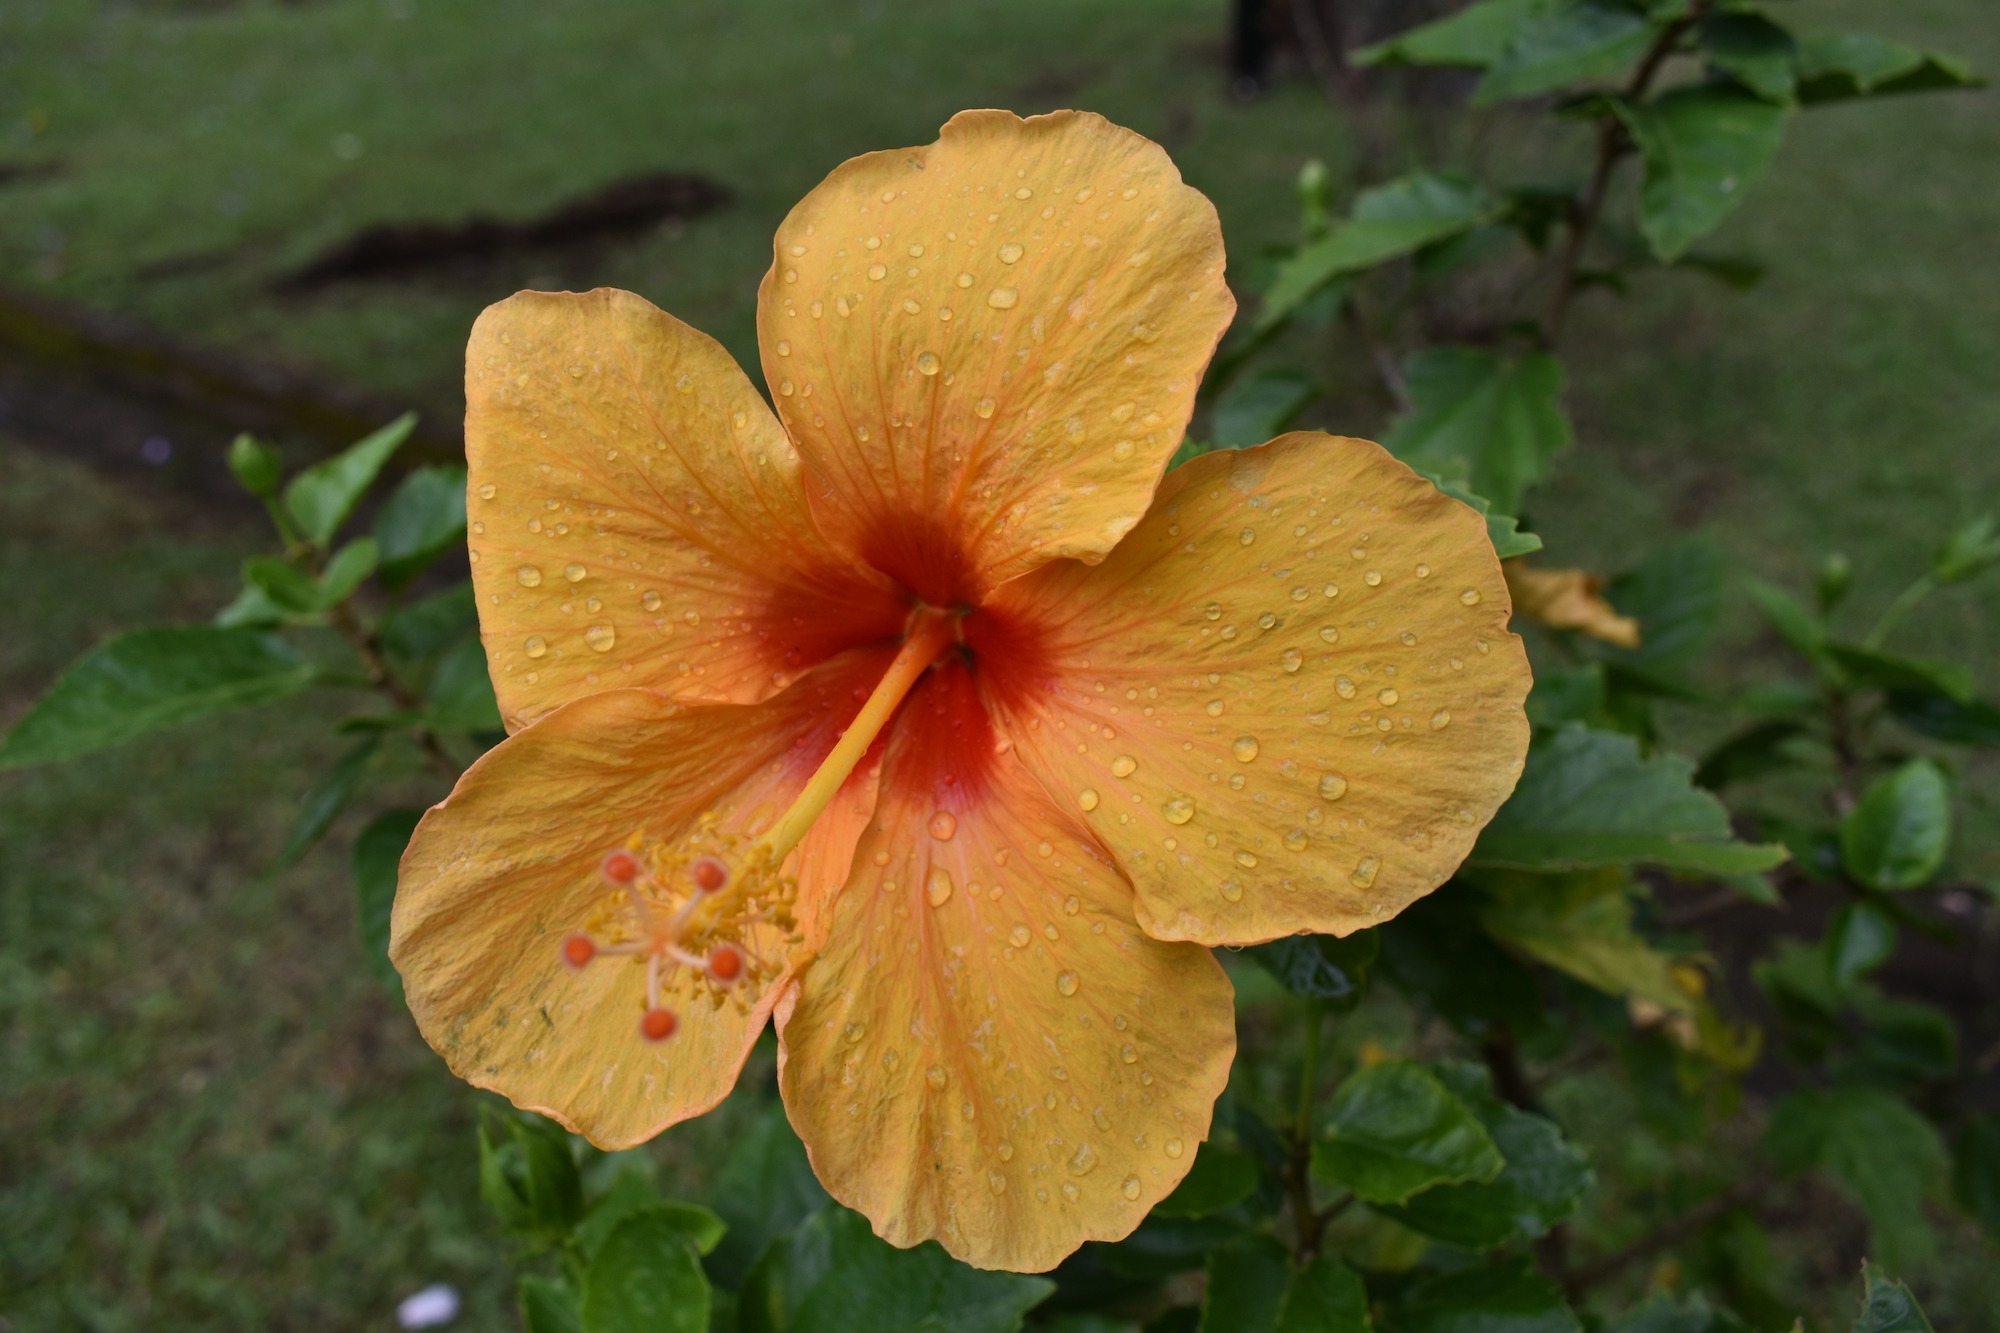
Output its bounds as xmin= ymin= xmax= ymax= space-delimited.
xmin=978 ymin=434 xmax=1532 ymax=945
xmin=757 ymin=109 xmax=1235 ymax=604
xmin=392 ymin=649 xmax=890 ymax=1150
xmin=776 ymin=658 xmax=1235 ymax=1272
xmin=466 ymin=288 xmax=906 ymax=731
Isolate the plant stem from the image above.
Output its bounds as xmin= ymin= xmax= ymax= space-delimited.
xmin=1287 ymin=995 xmax=1328 ymax=1260
xmin=1544 ymin=10 xmax=1701 ymax=344
xmin=329 ymin=600 xmax=461 ymax=781
xmin=1343 ymin=300 xmax=1412 ymax=413
xmin=1862 ymin=573 xmax=1936 ymax=650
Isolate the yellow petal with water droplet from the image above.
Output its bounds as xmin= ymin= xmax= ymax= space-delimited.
xmin=755 ymin=109 xmax=1234 ymax=602
xmin=393 ymin=652 xmax=889 ymax=1152
xmin=465 ymin=289 xmax=904 ymax=731
xmin=983 ymin=432 xmax=1531 ymax=945
xmin=777 ymin=680 xmax=1232 ymax=1273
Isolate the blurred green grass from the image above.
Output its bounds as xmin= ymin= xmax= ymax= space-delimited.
xmin=2 ymin=0 xmax=1997 ymax=1328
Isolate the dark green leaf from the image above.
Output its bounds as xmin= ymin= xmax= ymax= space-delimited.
xmin=1154 ymin=1143 xmax=1260 ymax=1220
xmin=581 ymin=1209 xmax=710 ymax=1333
xmin=1246 ymin=931 xmax=1377 ymax=1006
xmin=242 ymin=556 xmax=326 ymax=614
xmin=1276 ymin=1254 xmax=1371 ymax=1333
xmin=282 ymin=411 xmax=418 ymax=546
xmin=1698 ymin=12 xmax=1798 ymax=103
xmin=1383 ymin=346 xmax=1570 ymax=515
xmin=1473 ymin=725 xmax=1788 ymax=874
xmin=0 ymin=626 xmax=315 ymax=769
xmin=705 ymin=1100 xmax=830 ymax=1289
xmin=1386 ymin=1261 xmax=1579 ymax=1333
xmin=212 ymin=583 xmax=292 ymax=629
xmin=1604 ymin=1293 xmax=1750 ymax=1333
xmin=1951 ymin=1113 xmax=2000 ymax=1241
xmin=1095 ymin=1213 xmax=1250 ymax=1279
xmin=352 ymin=808 xmax=422 ymax=997
xmin=1694 ymin=719 xmax=1808 ymax=790
xmin=269 ymin=736 xmax=379 ymax=873
xmin=376 ymin=465 xmax=469 ymax=588
xmin=1213 ymin=370 xmax=1320 ymax=450
xmin=1886 ymin=690 xmax=2000 ymax=748
xmin=227 ymin=433 xmax=283 ymax=497
xmin=1744 ymin=578 xmax=1827 ymax=663
xmin=1825 ymin=902 xmax=1897 ymax=988
xmin=1852 ymin=1262 xmax=1936 ymax=1333
xmin=1797 ymin=34 xmax=1982 ymax=106
xmin=1675 ymin=251 xmax=1766 ymax=290
xmin=520 ymin=1275 xmax=584 ymax=1333
xmin=379 ymin=581 xmax=480 ymax=665
xmin=573 ymin=1169 xmax=662 ymax=1260
xmin=1376 ymin=1063 xmax=1591 ymax=1250
xmin=1846 ymin=992 xmax=1959 ymax=1089
xmin=1840 ymin=760 xmax=1950 ymax=891
xmin=320 ymin=537 xmax=379 ymax=605
xmin=737 ymin=1206 xmax=1051 ymax=1333
xmin=1613 ymin=86 xmax=1789 ymax=262
xmin=1200 ymin=1233 xmax=1289 ymax=1333
xmin=1259 ymin=174 xmax=1500 ymax=333
xmin=1354 ymin=0 xmax=1549 ymax=69
xmin=1376 ymin=890 xmax=1546 ymax=1039
xmin=1826 ymin=644 xmax=1972 ymax=704
xmin=1477 ymin=868 xmax=1697 ymax=1016
xmin=1603 ymin=536 xmax=1725 ymax=671
xmin=1311 ymin=1061 xmax=1502 ymax=1204
xmin=1527 ymin=665 xmax=1605 ymax=732
xmin=427 ymin=636 xmax=503 ymax=733
xmin=1475 ymin=0 xmax=1656 ymax=107
xmin=1766 ymin=1088 xmax=1946 ymax=1269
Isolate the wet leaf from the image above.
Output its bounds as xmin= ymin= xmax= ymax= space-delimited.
xmin=1311 ymin=1061 xmax=1502 ymax=1204
xmin=282 ymin=411 xmax=417 ymax=546
xmin=1613 ymin=87 xmax=1789 ymax=262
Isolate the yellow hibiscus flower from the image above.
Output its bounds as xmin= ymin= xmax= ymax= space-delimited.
xmin=392 ymin=109 xmax=1531 ymax=1273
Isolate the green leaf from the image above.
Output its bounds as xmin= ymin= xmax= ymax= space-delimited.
xmin=281 ymin=411 xmax=417 ymax=546
xmin=1476 ymin=868 xmax=1698 ymax=1015
xmin=0 ymin=626 xmax=315 ymax=769
xmin=1885 ymin=691 xmax=2000 ymax=748
xmin=581 ymin=1209 xmax=711 ymax=1333
xmin=1386 ymin=1261 xmax=1579 ymax=1333
xmin=352 ymin=808 xmax=422 ymax=997
xmin=1744 ymin=578 xmax=1827 ymax=663
xmin=1154 ymin=1143 xmax=1260 ymax=1220
xmin=1527 ymin=665 xmax=1605 ymax=732
xmin=1475 ymin=0 xmax=1656 ymax=107
xmin=1825 ymin=902 xmax=1897 ymax=988
xmin=1951 ymin=1113 xmax=2000 ymax=1241
xmin=1095 ymin=1213 xmax=1252 ymax=1279
xmin=1473 ymin=726 xmax=1788 ymax=874
xmin=379 ymin=581 xmax=479 ymax=666
xmin=520 ymin=1276 xmax=583 ymax=1333
xmin=1766 ymin=1087 xmax=1946 ymax=1269
xmin=1408 ymin=464 xmax=1543 ymax=560
xmin=1931 ymin=513 xmax=2000 ymax=584
xmin=1603 ymin=536 xmax=1725 ymax=672
xmin=705 ymin=1100 xmax=831 ymax=1289
xmin=573 ymin=1169 xmax=663 ymax=1260
xmin=1604 ymin=1294 xmax=1751 ymax=1333
xmin=1797 ymin=34 xmax=1982 ymax=106
xmin=1383 ymin=346 xmax=1569 ymax=516
xmin=1698 ymin=12 xmax=1798 ymax=104
xmin=1311 ymin=1061 xmax=1502 ymax=1204
xmin=242 ymin=556 xmax=327 ymax=615
xmin=213 ymin=582 xmax=293 ymax=629
xmin=1840 ymin=760 xmax=1951 ymax=891
xmin=1276 ymin=1254 xmax=1371 ymax=1333
xmin=1213 ymin=370 xmax=1320 ymax=450
xmin=1825 ymin=644 xmax=1973 ymax=705
xmin=1354 ymin=0 xmax=1553 ymax=70
xmin=737 ymin=1206 xmax=1051 ymax=1333
xmin=1259 ymin=174 xmax=1500 ymax=333
xmin=426 ymin=636 xmax=503 ymax=733
xmin=1852 ymin=1262 xmax=1936 ymax=1333
xmin=1613 ymin=86 xmax=1789 ymax=262
xmin=1245 ymin=931 xmax=1377 ymax=1006
xmin=1200 ymin=1233 xmax=1289 ymax=1333
xmin=1376 ymin=889 xmax=1547 ymax=1039
xmin=1694 ymin=719 xmax=1808 ymax=791
xmin=269 ymin=735 xmax=379 ymax=873
xmin=318 ymin=537 xmax=379 ymax=606
xmin=376 ymin=465 xmax=469 ymax=588
xmin=1376 ymin=1063 xmax=1592 ymax=1250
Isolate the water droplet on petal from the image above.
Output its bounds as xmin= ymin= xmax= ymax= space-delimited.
xmin=998 ymin=1140 xmax=1015 ymax=1161
xmin=585 ymin=624 xmax=616 ymax=653
xmin=1431 ymin=708 xmax=1452 ymax=730
xmin=998 ymin=242 xmax=1024 ymax=263
xmin=1110 ymin=754 xmax=1137 ymax=778
xmin=1351 ymin=857 xmax=1380 ymax=889
xmin=881 ymin=1050 xmax=899 ymax=1072
xmin=1120 ymin=1043 xmax=1137 ymax=1064
xmin=1319 ymin=626 xmax=1339 ymax=643
xmin=929 ymin=811 xmax=957 ymax=840
xmin=916 ymin=350 xmax=940 ymax=376
xmin=1056 ymin=971 xmax=1079 ymax=997
xmin=1319 ymin=773 xmax=1349 ymax=800
xmin=1234 ymin=851 xmax=1258 ymax=868
xmin=1460 ymin=588 xmax=1482 ymax=605
xmin=1068 ymin=1142 xmax=1097 ymax=1174
xmin=1280 ymin=648 xmax=1303 ymax=672
xmin=927 ymin=1065 xmax=948 ymax=1089
xmin=564 ymin=562 xmax=587 ymax=583
xmin=517 ymin=565 xmax=543 ymax=588
xmin=1284 ymin=828 xmax=1309 ymax=851
xmin=641 ymin=590 xmax=662 ymax=611
xmin=1205 ymin=700 xmax=1224 ymax=717
xmin=1062 ymin=1182 xmax=1080 ymax=1203
xmin=1204 ymin=603 xmax=1222 ymax=621
xmin=989 ymin=1171 xmax=1007 ymax=1195
xmin=1165 ymin=1138 xmax=1184 ymax=1159
xmin=868 ymin=263 xmax=887 ymax=281
xmin=524 ymin=635 xmax=547 ymax=658
xmin=1335 ymin=676 xmax=1356 ymax=699
xmin=1220 ymin=879 xmax=1243 ymax=902
xmin=844 ymin=1021 xmax=867 ymax=1044
xmin=1009 ymin=925 xmax=1031 ymax=948
xmin=1078 ymin=788 xmax=1100 ymax=812
xmin=976 ymin=397 xmax=997 ymax=419
xmin=1365 ymin=570 xmax=1383 ymax=587
xmin=1122 ymin=1175 xmax=1141 ymax=1201
xmin=1257 ymin=612 xmax=1276 ymax=630
xmin=1239 ymin=527 xmax=1256 ymax=546
xmin=478 ymin=483 xmax=496 ymax=500
xmin=1162 ymin=796 xmax=1195 ymax=825
xmin=926 ymin=865 xmax=954 ymax=907
xmin=1231 ymin=736 xmax=1259 ymax=763
xmin=1378 ymin=687 xmax=1399 ymax=705
xmin=988 ymin=287 xmax=1019 ymax=309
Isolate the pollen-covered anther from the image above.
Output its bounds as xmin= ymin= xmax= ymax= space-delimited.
xmin=690 ymin=856 xmax=730 ymax=894
xmin=639 ymin=1007 xmax=679 ymax=1042
xmin=601 ymin=849 xmax=642 ymax=884
xmin=560 ymin=932 xmax=596 ymax=972
xmin=706 ymin=943 xmax=746 ymax=986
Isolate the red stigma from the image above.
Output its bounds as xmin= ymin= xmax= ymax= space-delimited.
xmin=640 ymin=1007 xmax=679 ymax=1042
xmin=707 ymin=943 xmax=745 ymax=984
xmin=690 ymin=857 xmax=729 ymax=894
xmin=560 ymin=933 xmax=596 ymax=971
xmin=601 ymin=850 xmax=641 ymax=884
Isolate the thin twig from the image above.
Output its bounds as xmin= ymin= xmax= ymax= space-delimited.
xmin=1343 ymin=300 xmax=1412 ymax=413
xmin=1287 ymin=997 xmax=1329 ymax=1260
xmin=330 ymin=600 xmax=462 ymax=781
xmin=1565 ymin=1174 xmax=1770 ymax=1296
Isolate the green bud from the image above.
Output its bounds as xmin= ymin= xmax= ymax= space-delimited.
xmin=227 ymin=433 xmax=283 ymax=497
xmin=1933 ymin=514 xmax=1999 ymax=584
xmin=1815 ymin=551 xmax=1852 ymax=611
xmin=1296 ymin=158 xmax=1331 ymax=239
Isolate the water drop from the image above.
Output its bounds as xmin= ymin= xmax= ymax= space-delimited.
xmin=1093 ymin=1107 xmax=1111 ymax=1131
xmin=976 ymin=397 xmax=997 ymax=419
xmin=1234 ymin=851 xmax=1261 ymax=870
xmin=1204 ymin=603 xmax=1222 ymax=621
xmin=1377 ymin=687 xmax=1399 ymax=705
xmin=1009 ymin=925 xmax=1031 ymax=948
xmin=1110 ymin=754 xmax=1137 ymax=778
xmin=1239 ymin=527 xmax=1256 ymax=546
xmin=1231 ymin=736 xmax=1259 ymax=763
xmin=1400 ymin=631 xmax=1417 ymax=646
xmin=989 ymin=1171 xmax=1007 ymax=1195
xmin=641 ymin=590 xmax=662 ymax=611
xmin=1281 ymin=648 xmax=1303 ymax=673
xmin=916 ymin=351 xmax=940 ymax=376
xmin=926 ymin=865 xmax=954 ymax=907
xmin=1078 ymin=788 xmax=1100 ymax=812
xmin=1062 ymin=1182 xmax=1080 ymax=1203
xmin=1323 ymin=583 xmax=1340 ymax=599
xmin=1283 ymin=828 xmax=1309 ymax=851
xmin=957 ymin=271 xmax=975 ymax=288
xmin=1460 ymin=588 xmax=1482 ymax=605
xmin=1291 ymin=586 xmax=1310 ymax=602
xmin=564 ymin=563 xmax=587 ymax=583
xmin=1350 ymin=857 xmax=1380 ymax=889
xmin=868 ymin=263 xmax=887 ymax=280
xmin=1204 ymin=700 xmax=1224 ymax=717
xmin=988 ymin=287 xmax=1020 ymax=309
xmin=881 ymin=1050 xmax=899 ymax=1071
xmin=1162 ymin=796 xmax=1195 ymax=825
xmin=1165 ymin=1138 xmax=1184 ymax=1159
xmin=998 ymin=242 xmax=1024 ymax=263
xmin=1319 ymin=626 xmax=1340 ymax=643
xmin=1365 ymin=570 xmax=1383 ymax=587
xmin=1056 ymin=971 xmax=1079 ymax=997
xmin=684 ymin=610 xmax=701 ymax=627
xmin=1068 ymin=1142 xmax=1097 ymax=1175
xmin=1037 ymin=840 xmax=1053 ymax=857
xmin=1120 ymin=1043 xmax=1137 ymax=1064
xmin=998 ymin=1140 xmax=1015 ymax=1161
xmin=478 ymin=483 xmax=496 ymax=500
xmin=1220 ymin=626 xmax=1237 ymax=641
xmin=517 ymin=565 xmax=544 ymax=588
xmin=777 ymin=340 xmax=791 ymax=357
xmin=1415 ymin=563 xmax=1431 ymax=578
xmin=1335 ymin=676 xmax=1356 ymax=699
xmin=844 ymin=1021 xmax=866 ymax=1044
xmin=1257 ymin=612 xmax=1276 ymax=630
xmin=927 ymin=1065 xmax=948 ymax=1089
xmin=1431 ymin=708 xmax=1452 ymax=730
xmin=1112 ymin=440 xmax=1134 ymax=461
xmin=1122 ymin=1175 xmax=1141 ymax=1201
xmin=1064 ymin=895 xmax=1080 ymax=916
xmin=929 ymin=811 xmax=958 ymax=840
xmin=1319 ymin=773 xmax=1348 ymax=800
xmin=1228 ymin=773 xmax=1246 ymax=790
xmin=524 ymin=635 xmax=547 ymax=658
xmin=584 ymin=624 xmax=616 ymax=653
